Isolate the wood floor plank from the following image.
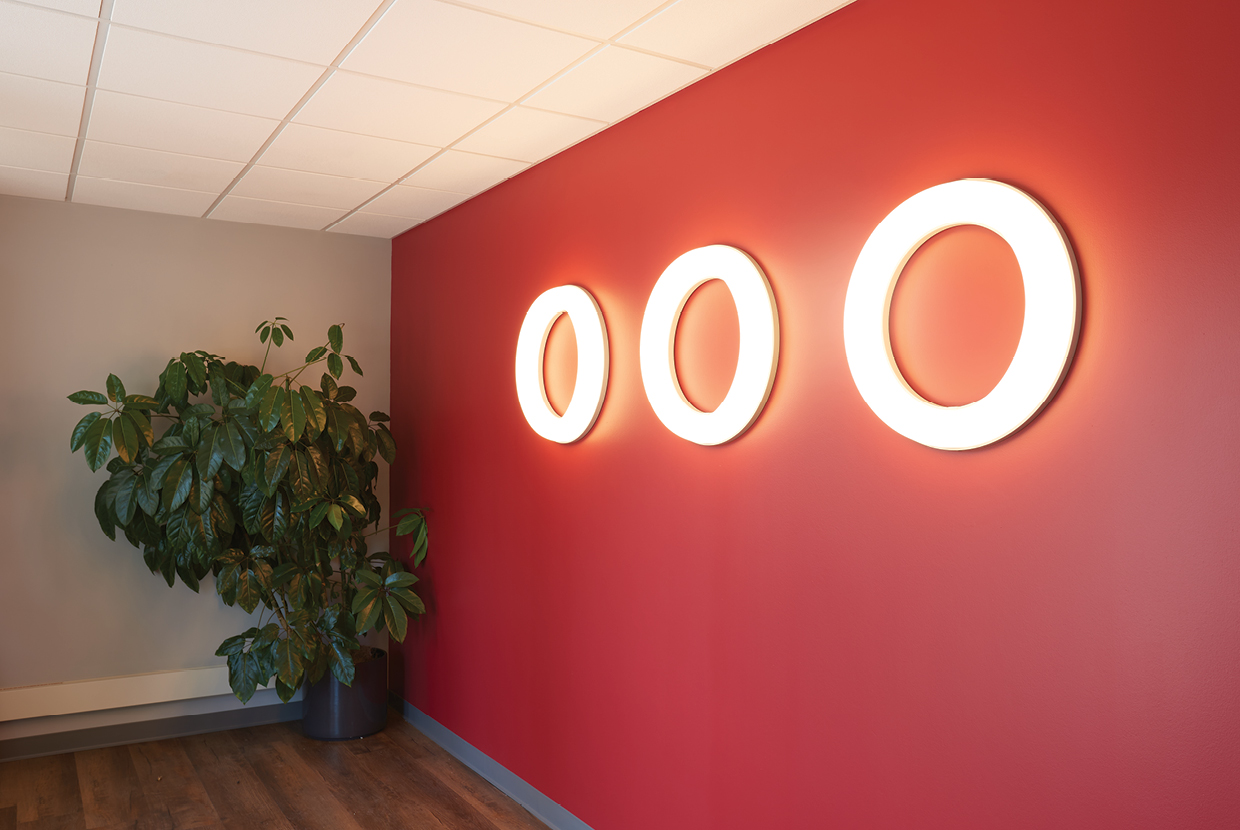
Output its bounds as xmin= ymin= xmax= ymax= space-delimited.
xmin=75 ymin=745 xmax=151 ymax=830
xmin=11 ymin=813 xmax=87 ymax=830
xmin=290 ymin=735 xmax=449 ymax=830
xmin=127 ymin=741 xmax=221 ymax=830
xmin=179 ymin=731 xmax=292 ymax=830
xmin=384 ymin=721 xmax=549 ymax=830
xmin=237 ymin=737 xmax=365 ymax=830
xmin=4 ymin=754 xmax=82 ymax=823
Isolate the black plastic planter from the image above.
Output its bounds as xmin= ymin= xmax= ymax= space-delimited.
xmin=302 ymin=648 xmax=388 ymax=740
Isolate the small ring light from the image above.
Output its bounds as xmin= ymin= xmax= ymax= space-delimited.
xmin=639 ymin=245 xmax=780 ymax=446
xmin=842 ymin=179 xmax=1080 ymax=450
xmin=515 ymin=285 xmax=609 ymax=443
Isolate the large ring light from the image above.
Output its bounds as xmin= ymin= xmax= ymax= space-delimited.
xmin=515 ymin=285 xmax=609 ymax=443
xmin=639 ymin=245 xmax=780 ymax=446
xmin=842 ymin=179 xmax=1080 ymax=450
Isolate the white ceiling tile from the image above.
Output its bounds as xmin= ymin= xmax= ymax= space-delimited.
xmin=294 ymin=71 xmax=505 ymax=146
xmin=0 ymin=164 xmax=68 ymax=200
xmin=231 ymin=165 xmax=387 ymax=210
xmin=328 ymin=211 xmax=418 ymax=239
xmin=619 ymin=0 xmax=852 ymax=68
xmin=344 ymin=0 xmax=595 ymax=102
xmin=402 ymin=150 xmax=526 ymax=194
xmin=210 ymin=195 xmax=346 ymax=230
xmin=19 ymin=1 xmax=101 ymax=15
xmin=110 ymin=0 xmax=381 ymax=64
xmin=0 ymin=126 xmax=76 ymax=173
xmin=0 ymin=2 xmax=98 ymax=84
xmin=87 ymin=91 xmax=278 ymax=161
xmin=460 ymin=0 xmax=668 ymax=40
xmin=454 ymin=106 xmax=604 ymax=163
xmin=72 ymin=176 xmax=217 ymax=215
xmin=362 ymin=184 xmax=469 ymax=220
xmin=78 ymin=141 xmax=244 ymax=191
xmin=0 ymin=72 xmax=85 ymax=135
xmin=524 ymin=45 xmax=704 ymax=123
xmin=97 ymin=27 xmax=324 ymax=118
xmin=259 ymin=123 xmax=436 ymax=182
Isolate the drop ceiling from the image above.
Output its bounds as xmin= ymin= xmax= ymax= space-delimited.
xmin=0 ymin=0 xmax=853 ymax=238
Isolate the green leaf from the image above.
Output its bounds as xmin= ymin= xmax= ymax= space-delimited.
xmin=275 ymin=678 xmax=297 ymax=704
xmin=123 ymin=394 xmax=160 ymax=410
xmin=106 ymin=374 xmax=126 ymax=401
xmin=215 ymin=634 xmax=246 ymax=657
xmin=94 ymin=478 xmax=116 ymax=540
xmin=280 ymin=324 xmax=294 ymax=342
xmin=244 ymin=374 xmax=274 ymax=410
xmin=346 ymin=355 xmax=363 ymax=377
xmin=69 ymin=390 xmax=108 ymax=405
xmin=71 ymin=411 xmax=102 ymax=452
xmin=309 ymin=500 xmax=329 ymax=528
xmin=352 ymin=589 xmax=383 ymax=633
xmin=327 ymin=353 xmax=343 ymax=379
xmin=236 ymin=570 xmax=262 ymax=614
xmin=328 ymin=324 xmax=343 ymax=354
xmin=326 ymin=503 xmax=344 ymax=531
xmin=369 ymin=411 xmax=389 ymax=422
xmin=305 ymin=346 xmax=327 ymax=363
xmin=259 ymin=386 xmax=284 ymax=432
xmin=161 ymin=458 xmax=193 ymax=512
xmin=340 ymin=495 xmax=366 ymax=517
xmin=264 ymin=446 xmax=293 ymax=492
xmin=114 ymin=412 xmax=139 ymax=464
xmin=84 ymin=417 xmax=113 ymax=472
xmin=272 ymin=327 xmax=284 ymax=347
xmin=227 ymin=651 xmax=261 ymax=703
xmin=320 ymin=373 xmax=338 ymax=400
xmin=114 ymin=469 xmax=139 ymax=526
xmin=220 ymin=421 xmax=246 ymax=471
xmin=260 ymin=490 xmax=290 ymax=542
xmin=328 ymin=639 xmax=356 ymax=686
xmin=196 ymin=424 xmax=223 ymax=481
xmin=209 ymin=369 xmax=228 ymax=407
xmin=183 ymin=354 xmax=207 ymax=391
xmin=280 ymin=385 xmax=306 ymax=442
xmin=334 ymin=386 xmax=356 ymax=403
xmin=395 ymin=510 xmax=424 ymax=537
xmin=355 ymin=568 xmax=383 ymax=589
xmin=384 ymin=571 xmax=419 ymax=590
xmin=391 ymin=587 xmax=425 ymax=616
xmin=274 ymin=639 xmax=304 ymax=689
xmin=166 ymin=361 xmax=187 ymax=402
xmin=260 ymin=326 xmax=271 ymax=344
xmin=126 ymin=409 xmax=154 ymax=447
xmin=300 ymin=387 xmax=326 ymax=436
xmin=384 ymin=596 xmax=408 ymax=641
xmin=375 ymin=424 xmax=396 ymax=464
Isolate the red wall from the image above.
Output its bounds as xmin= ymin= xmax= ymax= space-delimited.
xmin=389 ymin=0 xmax=1240 ymax=827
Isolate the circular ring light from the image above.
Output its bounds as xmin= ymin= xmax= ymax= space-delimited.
xmin=640 ymin=245 xmax=780 ymax=446
xmin=515 ymin=285 xmax=609 ymax=443
xmin=842 ymin=179 xmax=1080 ymax=451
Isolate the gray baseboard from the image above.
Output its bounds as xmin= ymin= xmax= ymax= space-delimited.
xmin=0 ymin=700 xmax=302 ymax=763
xmin=391 ymin=693 xmax=594 ymax=830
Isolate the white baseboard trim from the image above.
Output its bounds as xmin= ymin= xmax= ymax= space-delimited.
xmin=1 ymin=666 xmax=233 ymax=721
xmin=394 ymin=696 xmax=594 ymax=830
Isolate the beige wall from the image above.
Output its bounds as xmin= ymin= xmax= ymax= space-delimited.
xmin=0 ymin=195 xmax=390 ymax=701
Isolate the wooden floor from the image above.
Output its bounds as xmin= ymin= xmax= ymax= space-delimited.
xmin=0 ymin=708 xmax=550 ymax=830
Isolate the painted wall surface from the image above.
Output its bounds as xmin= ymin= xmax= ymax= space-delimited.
xmin=0 ymin=196 xmax=390 ymax=702
xmin=389 ymin=0 xmax=1240 ymax=828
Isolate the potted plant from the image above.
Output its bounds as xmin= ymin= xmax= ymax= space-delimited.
xmin=67 ymin=318 xmax=428 ymax=739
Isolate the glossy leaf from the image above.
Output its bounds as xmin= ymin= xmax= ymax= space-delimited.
xmin=368 ymin=411 xmax=389 ymax=422
xmin=352 ymin=588 xmax=382 ymax=633
xmin=280 ymin=324 xmax=294 ymax=342
xmin=197 ymin=424 xmax=223 ymax=481
xmin=69 ymin=390 xmax=107 ymax=405
xmin=260 ymin=490 xmax=289 ymax=542
xmin=300 ymin=387 xmax=326 ymax=436
xmin=259 ymin=386 xmax=284 ymax=432
xmin=220 ymin=421 xmax=246 ymax=471
xmin=84 ymin=417 xmax=113 ymax=471
xmin=244 ymin=374 xmax=273 ymax=410
xmin=94 ymin=479 xmax=116 ymax=540
xmin=106 ymin=374 xmax=126 ymax=402
xmin=114 ymin=412 xmax=140 ymax=464
xmin=391 ymin=587 xmax=425 ymax=616
xmin=346 ymin=355 xmax=363 ymax=377
xmin=320 ymin=373 xmax=337 ymax=400
xmin=305 ymin=346 xmax=327 ymax=363
xmin=215 ymin=634 xmax=246 ymax=657
xmin=260 ymin=325 xmax=271 ymax=343
xmin=274 ymin=638 xmax=304 ymax=689
xmin=227 ymin=651 xmax=261 ymax=703
xmin=70 ymin=411 xmax=101 ymax=452
xmin=124 ymin=394 xmax=160 ymax=410
xmin=328 ymin=324 xmax=343 ymax=353
xmin=327 ymin=353 xmax=343 ymax=379
xmin=162 ymin=458 xmax=193 ymax=512
xmin=384 ymin=596 xmax=408 ymax=641
xmin=375 ymin=424 xmax=396 ymax=464
xmin=280 ymin=385 xmax=306 ymax=442
xmin=328 ymin=639 xmax=356 ymax=686
xmin=264 ymin=446 xmax=293 ymax=492
xmin=236 ymin=570 xmax=262 ymax=614
xmin=165 ymin=361 xmax=187 ymax=402
xmin=126 ymin=409 xmax=154 ymax=447
xmin=272 ymin=327 xmax=284 ymax=347
xmin=183 ymin=354 xmax=207 ymax=390
xmin=384 ymin=571 xmax=419 ymax=590
xmin=326 ymin=504 xmax=344 ymax=531
xmin=114 ymin=469 xmax=139 ymax=526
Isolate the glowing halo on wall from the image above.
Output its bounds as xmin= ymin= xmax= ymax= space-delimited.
xmin=515 ymin=285 xmax=609 ymax=443
xmin=842 ymin=179 xmax=1080 ymax=451
xmin=639 ymin=245 xmax=780 ymax=446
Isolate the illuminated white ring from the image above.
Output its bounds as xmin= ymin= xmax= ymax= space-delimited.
xmin=515 ymin=285 xmax=609 ymax=443
xmin=640 ymin=245 xmax=779 ymax=446
xmin=843 ymin=179 xmax=1080 ymax=450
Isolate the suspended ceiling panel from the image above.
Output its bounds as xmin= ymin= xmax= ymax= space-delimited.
xmin=0 ymin=0 xmax=855 ymax=238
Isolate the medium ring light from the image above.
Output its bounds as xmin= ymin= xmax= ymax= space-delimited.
xmin=639 ymin=245 xmax=780 ymax=446
xmin=842 ymin=179 xmax=1080 ymax=450
xmin=515 ymin=285 xmax=609 ymax=443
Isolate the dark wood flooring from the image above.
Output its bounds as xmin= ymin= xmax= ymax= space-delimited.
xmin=0 ymin=708 xmax=550 ymax=830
